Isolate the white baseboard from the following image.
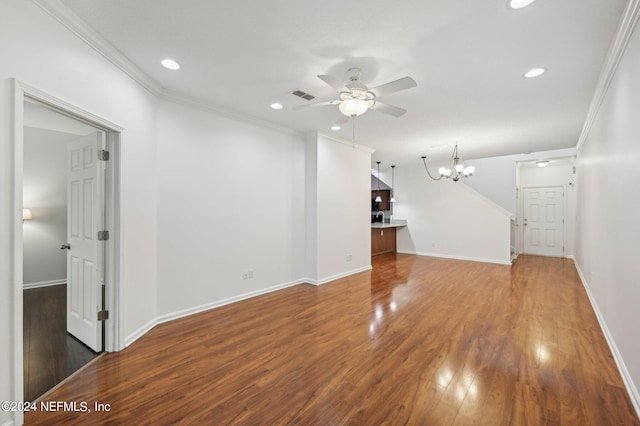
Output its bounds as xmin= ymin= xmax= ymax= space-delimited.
xmin=155 ymin=279 xmax=305 ymax=326
xmin=305 ymin=265 xmax=372 ymax=286
xmin=397 ymin=250 xmax=512 ymax=266
xmin=23 ymin=279 xmax=66 ymax=289
xmin=124 ymin=318 xmax=158 ymax=347
xmin=572 ymin=259 xmax=640 ymax=419
xmin=125 ymin=269 xmax=374 ymax=346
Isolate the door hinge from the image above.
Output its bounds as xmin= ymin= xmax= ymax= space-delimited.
xmin=98 ymin=230 xmax=109 ymax=241
xmin=98 ymin=310 xmax=109 ymax=321
xmin=98 ymin=149 xmax=110 ymax=161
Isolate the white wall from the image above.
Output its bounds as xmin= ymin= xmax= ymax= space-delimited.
xmin=575 ymin=14 xmax=640 ymax=412
xmin=393 ymin=163 xmax=512 ymax=264
xmin=0 ymin=2 xmax=159 ymax=422
xmin=156 ymin=100 xmax=306 ymax=318
xmin=310 ymin=134 xmax=372 ymax=283
xmin=463 ymin=155 xmax=520 ymax=213
xmin=23 ymin=127 xmax=70 ymax=287
xmin=305 ymin=134 xmax=318 ymax=280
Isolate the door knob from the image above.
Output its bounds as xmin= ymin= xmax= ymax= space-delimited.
xmin=60 ymin=243 xmax=71 ymax=250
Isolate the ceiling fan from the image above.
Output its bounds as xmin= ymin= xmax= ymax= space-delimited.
xmin=295 ymin=67 xmax=417 ymax=123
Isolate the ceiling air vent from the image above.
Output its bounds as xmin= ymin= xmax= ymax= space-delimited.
xmin=292 ymin=89 xmax=315 ymax=101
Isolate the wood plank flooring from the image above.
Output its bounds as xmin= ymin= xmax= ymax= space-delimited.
xmin=23 ymin=285 xmax=97 ymax=402
xmin=25 ymin=255 xmax=639 ymax=425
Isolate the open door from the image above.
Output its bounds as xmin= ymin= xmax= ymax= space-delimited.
xmin=65 ymin=131 xmax=106 ymax=352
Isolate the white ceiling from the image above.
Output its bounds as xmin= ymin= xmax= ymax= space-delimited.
xmin=55 ymin=0 xmax=627 ymax=168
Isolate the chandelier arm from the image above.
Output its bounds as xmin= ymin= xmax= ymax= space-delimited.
xmin=421 ymin=156 xmax=443 ymax=181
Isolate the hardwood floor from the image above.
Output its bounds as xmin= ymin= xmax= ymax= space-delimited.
xmin=23 ymin=285 xmax=97 ymax=402
xmin=25 ymin=255 xmax=639 ymax=425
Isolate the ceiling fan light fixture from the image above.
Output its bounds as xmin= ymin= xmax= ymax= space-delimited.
xmin=339 ymin=98 xmax=371 ymax=117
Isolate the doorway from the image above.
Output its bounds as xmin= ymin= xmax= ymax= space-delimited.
xmin=23 ymin=102 xmax=108 ymax=400
xmin=522 ymin=186 xmax=565 ymax=257
xmin=13 ymin=80 xmax=122 ymax=409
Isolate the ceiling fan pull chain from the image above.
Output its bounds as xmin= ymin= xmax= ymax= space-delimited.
xmin=352 ymin=116 xmax=356 ymax=148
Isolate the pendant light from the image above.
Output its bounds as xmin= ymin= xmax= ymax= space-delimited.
xmin=390 ymin=165 xmax=396 ymax=203
xmin=375 ymin=161 xmax=382 ymax=202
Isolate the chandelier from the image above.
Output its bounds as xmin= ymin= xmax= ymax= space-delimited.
xmin=421 ymin=144 xmax=475 ymax=182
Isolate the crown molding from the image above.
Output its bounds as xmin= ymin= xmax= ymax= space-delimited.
xmin=30 ymin=0 xmax=306 ymax=138
xmin=577 ymin=0 xmax=640 ymax=150
xmin=32 ymin=0 xmax=163 ymax=96
xmin=29 ymin=0 xmax=372 ymax=143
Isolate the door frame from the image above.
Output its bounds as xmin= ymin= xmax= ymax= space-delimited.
xmin=12 ymin=79 xmax=123 ymax=409
xmin=519 ymin=185 xmax=567 ymax=257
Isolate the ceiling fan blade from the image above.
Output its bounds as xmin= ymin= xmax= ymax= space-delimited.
xmin=293 ymin=100 xmax=339 ymax=110
xmin=370 ymin=101 xmax=407 ymax=117
xmin=369 ymin=76 xmax=417 ymax=97
xmin=317 ymin=74 xmax=347 ymax=92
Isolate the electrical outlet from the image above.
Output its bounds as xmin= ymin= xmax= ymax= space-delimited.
xmin=243 ymin=271 xmax=249 ymax=279
xmin=346 ymin=254 xmax=352 ymax=262
xmin=432 ymin=241 xmax=436 ymax=247
xmin=248 ymin=269 xmax=254 ymax=279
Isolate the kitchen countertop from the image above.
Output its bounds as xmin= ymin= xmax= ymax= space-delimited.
xmin=371 ymin=220 xmax=407 ymax=228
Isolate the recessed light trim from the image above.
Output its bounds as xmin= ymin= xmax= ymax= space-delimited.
xmin=509 ymin=0 xmax=536 ymax=9
xmin=270 ymin=102 xmax=283 ymax=110
xmin=524 ymin=67 xmax=546 ymax=78
xmin=536 ymin=160 xmax=550 ymax=168
xmin=161 ymin=58 xmax=180 ymax=70
xmin=331 ymin=125 xmax=341 ymax=131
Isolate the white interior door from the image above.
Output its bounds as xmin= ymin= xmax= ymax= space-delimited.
xmin=66 ymin=131 xmax=105 ymax=351
xmin=523 ymin=186 xmax=564 ymax=257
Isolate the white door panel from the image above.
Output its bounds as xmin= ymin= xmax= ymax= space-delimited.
xmin=66 ymin=132 xmax=104 ymax=351
xmin=523 ymin=187 xmax=564 ymax=257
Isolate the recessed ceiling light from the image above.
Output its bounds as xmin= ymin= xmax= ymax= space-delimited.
xmin=536 ymin=160 xmax=550 ymax=167
xmin=509 ymin=0 xmax=536 ymax=9
xmin=331 ymin=125 xmax=341 ymax=131
xmin=270 ymin=102 xmax=283 ymax=110
xmin=161 ymin=59 xmax=180 ymax=70
xmin=524 ymin=68 xmax=546 ymax=78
